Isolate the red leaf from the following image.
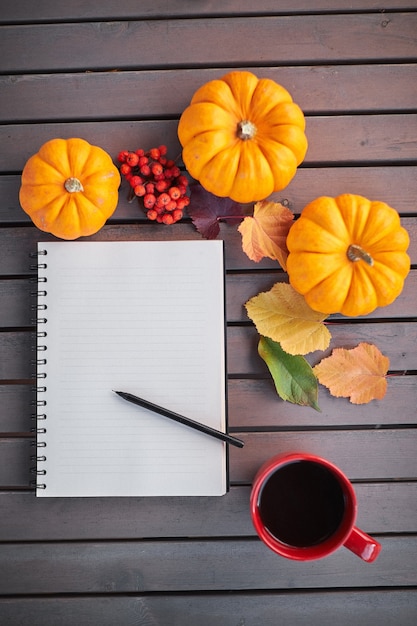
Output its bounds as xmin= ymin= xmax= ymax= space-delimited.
xmin=187 ymin=184 xmax=244 ymax=239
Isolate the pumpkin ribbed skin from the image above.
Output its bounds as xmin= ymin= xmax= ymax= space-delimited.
xmin=19 ymin=138 xmax=120 ymax=240
xmin=178 ymin=71 xmax=308 ymax=203
xmin=286 ymin=194 xmax=410 ymax=317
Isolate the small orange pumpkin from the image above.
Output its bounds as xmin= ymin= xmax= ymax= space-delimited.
xmin=178 ymin=71 xmax=307 ymax=203
xmin=286 ymin=194 xmax=410 ymax=317
xmin=19 ymin=138 xmax=120 ymax=240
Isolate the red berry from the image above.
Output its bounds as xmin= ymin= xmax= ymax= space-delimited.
xmin=149 ymin=147 xmax=160 ymax=161
xmin=134 ymin=184 xmax=146 ymax=197
xmin=151 ymin=162 xmax=163 ymax=176
xmin=140 ymin=164 xmax=151 ymax=177
xmin=135 ymin=149 xmax=145 ymax=157
xmin=162 ymin=213 xmax=174 ymax=225
xmin=168 ymin=186 xmax=181 ymax=200
xmin=129 ymin=175 xmax=143 ymax=188
xmin=126 ymin=152 xmax=139 ymax=167
xmin=138 ymin=156 xmax=149 ymax=167
xmin=147 ymin=209 xmax=158 ymax=220
xmin=117 ymin=150 xmax=129 ymax=163
xmin=145 ymin=182 xmax=155 ymax=194
xmin=158 ymin=145 xmax=168 ymax=156
xmin=173 ymin=209 xmax=183 ymax=222
xmin=155 ymin=179 xmax=169 ymax=192
xmin=166 ymin=200 xmax=177 ymax=212
xmin=177 ymin=175 xmax=188 ymax=187
xmin=156 ymin=193 xmax=171 ymax=207
xmin=144 ymin=193 xmax=156 ymax=208
xmin=175 ymin=197 xmax=187 ymax=210
xmin=120 ymin=163 xmax=131 ymax=176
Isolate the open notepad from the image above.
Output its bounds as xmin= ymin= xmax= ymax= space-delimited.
xmin=35 ymin=240 xmax=227 ymax=497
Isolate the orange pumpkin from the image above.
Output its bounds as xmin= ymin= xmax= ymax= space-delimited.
xmin=286 ymin=194 xmax=410 ymax=317
xmin=178 ymin=71 xmax=307 ymax=203
xmin=19 ymin=138 xmax=120 ymax=240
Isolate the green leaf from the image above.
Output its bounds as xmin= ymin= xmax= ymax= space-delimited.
xmin=258 ymin=336 xmax=320 ymax=411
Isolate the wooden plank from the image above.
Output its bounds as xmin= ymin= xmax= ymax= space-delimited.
xmin=228 ymin=375 xmax=417 ymax=427
xmin=227 ymin=322 xmax=417 ymax=375
xmin=2 ymin=64 xmax=416 ymax=123
xmin=3 ymin=165 xmax=417 ymax=227
xmin=3 ymin=165 xmax=417 ymax=225
xmin=229 ymin=430 xmax=417 ymax=483
xmin=0 ymin=373 xmax=415 ymax=436
xmin=1 ymin=14 xmax=417 ymax=73
xmin=1 ymin=268 xmax=415 ymax=329
xmin=0 ymin=536 xmax=416 ymax=594
xmin=2 ymin=318 xmax=417 ymax=382
xmin=1 ymin=483 xmax=416 ymax=541
xmin=269 ymin=165 xmax=417 ymax=215
xmin=2 ymin=430 xmax=417 ymax=488
xmin=226 ymin=270 xmax=417 ymax=321
xmin=2 ymin=114 xmax=416 ymax=174
xmin=0 ymin=217 xmax=416 ymax=276
xmin=3 ymin=589 xmax=417 ymax=626
xmin=0 ymin=332 xmax=34 ymax=381
xmin=0 ymin=439 xmax=32 ymax=486
xmin=1 ymin=590 xmax=416 ymax=626
xmin=0 ymin=386 xmax=33 ymax=432
xmin=0 ymin=278 xmax=33 ymax=327
xmin=2 ymin=0 xmax=416 ymax=22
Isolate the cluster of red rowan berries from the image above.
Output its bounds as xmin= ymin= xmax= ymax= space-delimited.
xmin=117 ymin=145 xmax=189 ymax=224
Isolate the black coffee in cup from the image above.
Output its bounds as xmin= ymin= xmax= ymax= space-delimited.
xmin=258 ymin=460 xmax=346 ymax=547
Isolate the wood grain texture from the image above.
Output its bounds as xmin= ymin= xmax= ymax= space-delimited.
xmin=2 ymin=114 xmax=417 ymax=172
xmin=2 ymin=166 xmax=417 ymax=225
xmin=1 ymin=270 xmax=416 ymax=329
xmin=1 ymin=14 xmax=417 ymax=73
xmin=0 ymin=386 xmax=34 ymax=432
xmin=2 ymin=64 xmax=416 ymax=122
xmin=1 ymin=590 xmax=416 ymax=626
xmin=1 ymin=2 xmax=416 ymax=619
xmin=0 ymin=536 xmax=416 ymax=595
xmin=2 ymin=0 xmax=416 ymax=22
xmin=227 ymin=323 xmax=417 ymax=374
xmin=229 ymin=430 xmax=417 ymax=482
xmin=0 ymin=482 xmax=416 ymax=541
xmin=1 ymin=318 xmax=416 ymax=382
xmin=0 ymin=218 xmax=416 ymax=276
xmin=228 ymin=376 xmax=417 ymax=427
xmin=2 ymin=430 xmax=417 ymax=488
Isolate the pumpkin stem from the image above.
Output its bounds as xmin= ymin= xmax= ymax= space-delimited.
xmin=237 ymin=120 xmax=257 ymax=140
xmin=64 ymin=177 xmax=84 ymax=193
xmin=347 ymin=244 xmax=374 ymax=266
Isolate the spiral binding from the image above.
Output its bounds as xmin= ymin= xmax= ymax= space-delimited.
xmin=30 ymin=249 xmax=48 ymax=490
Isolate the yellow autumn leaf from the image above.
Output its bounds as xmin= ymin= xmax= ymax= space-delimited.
xmin=238 ymin=200 xmax=294 ymax=268
xmin=313 ymin=342 xmax=390 ymax=404
xmin=245 ymin=283 xmax=331 ymax=355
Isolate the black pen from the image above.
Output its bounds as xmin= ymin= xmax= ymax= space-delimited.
xmin=113 ymin=391 xmax=244 ymax=448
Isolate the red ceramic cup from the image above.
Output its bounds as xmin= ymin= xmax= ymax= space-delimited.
xmin=250 ymin=452 xmax=381 ymax=562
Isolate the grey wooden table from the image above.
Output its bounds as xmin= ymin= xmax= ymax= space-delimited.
xmin=0 ymin=2 xmax=416 ymax=624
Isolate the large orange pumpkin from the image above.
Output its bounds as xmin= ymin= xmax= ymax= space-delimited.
xmin=286 ymin=194 xmax=410 ymax=317
xmin=19 ymin=138 xmax=120 ymax=240
xmin=178 ymin=71 xmax=307 ymax=203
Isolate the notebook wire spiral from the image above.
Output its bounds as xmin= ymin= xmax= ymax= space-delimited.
xmin=30 ymin=249 xmax=48 ymax=490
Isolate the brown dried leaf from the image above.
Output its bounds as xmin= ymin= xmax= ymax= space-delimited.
xmin=313 ymin=342 xmax=390 ymax=404
xmin=238 ymin=200 xmax=294 ymax=268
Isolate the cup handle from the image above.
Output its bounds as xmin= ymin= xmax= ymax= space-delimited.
xmin=344 ymin=526 xmax=382 ymax=562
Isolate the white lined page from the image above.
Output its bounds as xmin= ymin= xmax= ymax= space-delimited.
xmin=36 ymin=240 xmax=227 ymax=496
